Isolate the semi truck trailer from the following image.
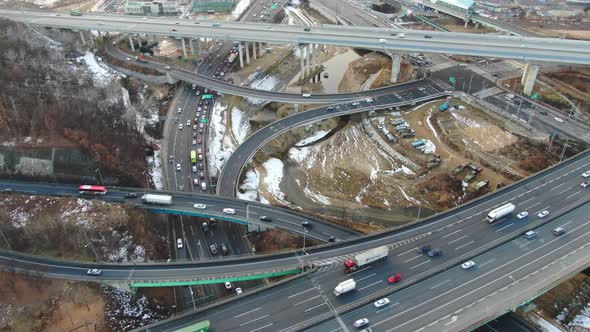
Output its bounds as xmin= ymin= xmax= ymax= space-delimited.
xmin=141 ymin=194 xmax=173 ymax=205
xmin=344 ymin=246 xmax=389 ymax=273
xmin=485 ymin=203 xmax=515 ymax=223
xmin=334 ymin=279 xmax=356 ymax=296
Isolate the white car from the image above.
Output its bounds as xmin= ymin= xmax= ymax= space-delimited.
xmin=225 ymin=282 xmax=232 ymax=289
xmin=176 ymin=163 xmax=181 ymax=171
xmin=378 ymin=38 xmax=387 ymax=43
xmin=223 ymin=208 xmax=236 ymax=215
xmin=353 ymin=318 xmax=369 ymax=328
xmin=582 ymin=170 xmax=590 ymax=178
xmin=193 ymin=203 xmax=207 ymax=209
xmin=178 ymin=124 xmax=183 ymax=130
xmin=125 ymin=57 xmax=131 ymax=61
xmin=582 ymin=181 xmax=590 ymax=188
xmin=187 ymin=120 xmax=191 ymax=126
xmin=516 ymin=211 xmax=528 ymax=219
xmin=177 ymin=107 xmax=182 ymax=113
xmin=537 ymin=210 xmax=549 ymax=218
xmin=192 ymin=166 xmax=197 ymax=173
xmin=87 ymin=268 xmax=102 ymax=276
xmin=461 ymin=261 xmax=476 ymax=270
xmin=177 ymin=238 xmax=183 ymax=249
xmin=374 ymin=298 xmax=390 ymax=308
xmin=554 ymin=117 xmax=564 ymax=123
xmin=164 ymin=66 xmax=171 ymax=70
xmin=236 ymin=287 xmax=243 ymax=295
xmin=192 ymin=139 xmax=197 ymax=145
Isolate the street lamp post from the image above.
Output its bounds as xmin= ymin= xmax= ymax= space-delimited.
xmin=416 ymin=201 xmax=422 ymax=222
xmin=95 ymin=168 xmax=104 ymax=186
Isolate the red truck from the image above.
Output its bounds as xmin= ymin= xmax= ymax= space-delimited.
xmin=344 ymin=246 xmax=389 ymax=273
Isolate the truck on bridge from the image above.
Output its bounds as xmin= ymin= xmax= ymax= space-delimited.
xmin=334 ymin=278 xmax=356 ymax=296
xmin=344 ymin=246 xmax=389 ymax=273
xmin=141 ymin=194 xmax=173 ymax=205
xmin=485 ymin=203 xmax=515 ymax=223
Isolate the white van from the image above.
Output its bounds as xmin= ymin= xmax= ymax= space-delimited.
xmin=523 ymin=231 xmax=537 ymax=239
xmin=201 ymin=182 xmax=207 ymax=191
xmin=302 ymin=93 xmax=311 ymax=98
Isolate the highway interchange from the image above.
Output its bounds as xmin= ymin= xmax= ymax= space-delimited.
xmin=2 ymin=9 xmax=590 ymax=65
xmin=2 ymin=3 xmax=590 ymax=332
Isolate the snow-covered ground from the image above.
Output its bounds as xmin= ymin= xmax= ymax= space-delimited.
xmin=289 ymin=130 xmax=330 ymax=164
xmin=208 ymin=101 xmax=235 ymax=176
xmin=150 ymin=150 xmax=164 ymax=190
xmin=295 ymin=130 xmax=330 ymax=146
xmin=426 ymin=108 xmax=439 ymax=139
xmin=232 ymin=0 xmax=252 ymax=19
xmin=232 ymin=106 xmax=251 ymax=144
xmin=247 ymin=75 xmax=279 ymax=104
xmin=237 ymin=169 xmax=262 ymax=202
xmin=531 ymin=314 xmax=565 ymax=332
xmin=77 ymin=51 xmax=115 ymax=87
xmin=262 ymin=158 xmax=288 ymax=203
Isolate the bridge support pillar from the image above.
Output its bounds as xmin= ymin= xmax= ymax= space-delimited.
xmin=166 ymin=73 xmax=179 ymax=84
xmin=245 ymin=42 xmax=250 ymax=64
xmin=390 ymin=53 xmax=401 ymax=83
xmin=306 ymin=44 xmax=312 ymax=76
xmin=258 ymin=42 xmax=263 ymax=56
xmin=464 ymin=19 xmax=469 ymax=28
xmin=88 ymin=31 xmax=94 ymax=45
xmin=189 ymin=39 xmax=195 ymax=55
xmin=97 ymin=31 xmax=102 ymax=39
xmin=238 ymin=43 xmax=244 ymax=68
xmin=252 ymin=42 xmax=257 ymax=60
xmin=300 ymin=45 xmax=305 ymax=80
xmin=181 ymin=38 xmax=188 ymax=58
xmin=128 ymin=35 xmax=135 ymax=52
xmin=80 ymin=31 xmax=86 ymax=45
xmin=522 ymin=64 xmax=540 ymax=96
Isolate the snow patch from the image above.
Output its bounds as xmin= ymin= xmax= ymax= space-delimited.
xmin=246 ymin=76 xmax=279 ymax=105
xmin=304 ymin=186 xmax=331 ymax=205
xmin=450 ymin=111 xmax=482 ymax=128
xmin=426 ymin=108 xmax=439 ymax=139
xmin=398 ymin=185 xmax=420 ymax=205
xmin=150 ymin=150 xmax=164 ymax=190
xmin=208 ymin=102 xmax=234 ymax=177
xmin=231 ymin=106 xmax=250 ymax=144
xmin=237 ymin=169 xmax=260 ymax=202
xmin=295 ymin=130 xmax=330 ymax=146
xmin=262 ymin=158 xmax=288 ymax=203
xmin=531 ymin=314 xmax=565 ymax=332
xmin=232 ymin=0 xmax=252 ymax=19
xmin=77 ymin=51 xmax=114 ymax=86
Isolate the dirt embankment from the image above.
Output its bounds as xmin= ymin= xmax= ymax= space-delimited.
xmin=338 ymin=52 xmax=414 ymax=93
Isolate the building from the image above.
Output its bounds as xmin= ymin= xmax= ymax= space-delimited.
xmin=430 ymin=0 xmax=475 ymax=13
xmin=190 ymin=0 xmax=235 ymax=14
xmin=125 ymin=1 xmax=179 ymax=16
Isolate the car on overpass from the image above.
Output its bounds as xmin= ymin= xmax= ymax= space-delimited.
xmin=87 ymin=268 xmax=102 ymax=276
xmin=461 ymin=261 xmax=476 ymax=270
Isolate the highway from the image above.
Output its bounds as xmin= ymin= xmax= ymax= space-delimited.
xmin=140 ymin=152 xmax=590 ymax=331
xmin=2 ymin=9 xmax=590 ymax=65
xmin=1 ymin=150 xmax=589 ymax=284
xmin=217 ymin=83 xmax=450 ymax=196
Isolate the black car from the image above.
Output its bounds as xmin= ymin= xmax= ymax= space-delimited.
xmin=301 ymin=221 xmax=312 ymax=229
xmin=417 ymin=244 xmax=431 ymax=254
xmin=427 ymin=248 xmax=442 ymax=257
xmin=220 ymin=243 xmax=228 ymax=255
xmin=328 ymin=236 xmax=337 ymax=242
xmin=259 ymin=216 xmax=272 ymax=222
xmin=124 ymin=192 xmax=138 ymax=198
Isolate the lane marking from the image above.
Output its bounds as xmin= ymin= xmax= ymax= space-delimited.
xmin=558 ymin=187 xmax=572 ymax=195
xmin=479 ymin=258 xmax=496 ymax=268
xmin=397 ymin=248 xmax=417 ymax=256
xmin=429 ymin=279 xmax=450 ymax=290
xmin=525 ymin=202 xmax=541 ymax=211
xmin=550 ymin=183 xmax=565 ymax=191
xmin=248 ymin=323 xmax=273 ymax=332
xmin=495 ymin=223 xmax=514 ymax=232
xmin=402 ymin=255 xmax=423 ymax=263
xmin=304 ymin=302 xmax=328 ymax=312
xmin=295 ymin=295 xmax=321 ymax=306
xmin=448 ymin=235 xmax=467 ymax=245
xmin=566 ymin=190 xmax=581 ymax=199
xmin=454 ymin=241 xmax=475 ymax=250
xmin=234 ymin=307 xmax=262 ymax=318
xmin=410 ymin=260 xmax=431 ymax=270
xmin=359 ymin=280 xmax=382 ymax=291
xmin=356 ymin=273 xmax=377 ymax=282
xmin=287 ymin=287 xmax=316 ymax=299
xmin=239 ymin=314 xmax=270 ymax=326
xmin=442 ymin=229 xmax=462 ymax=239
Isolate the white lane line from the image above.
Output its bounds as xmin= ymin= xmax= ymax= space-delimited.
xmin=442 ymin=229 xmax=462 ymax=239
xmin=397 ymin=248 xmax=417 ymax=256
xmin=304 ymin=302 xmax=328 ymax=312
xmin=239 ymin=314 xmax=270 ymax=326
xmin=287 ymin=287 xmax=316 ymax=299
xmin=550 ymin=183 xmax=565 ymax=191
xmin=566 ymin=190 xmax=581 ymax=199
xmin=294 ymin=295 xmax=321 ymax=306
xmin=376 ymin=302 xmax=400 ymax=314
xmin=526 ymin=202 xmax=541 ymax=211
xmin=234 ymin=307 xmax=262 ymax=318
xmin=248 ymin=323 xmax=273 ymax=332
xmin=558 ymin=187 xmax=572 ymax=195
xmin=429 ymin=279 xmax=450 ymax=290
xmin=454 ymin=241 xmax=475 ymax=250
xmin=402 ymin=255 xmax=423 ymax=263
xmin=519 ymin=197 xmax=535 ymax=205
xmin=448 ymin=235 xmax=467 ymax=245
xmin=479 ymin=258 xmax=496 ymax=268
xmin=356 ymin=273 xmax=377 ymax=282
xmin=359 ymin=280 xmax=382 ymax=291
xmin=495 ymin=223 xmax=514 ymax=232
xmin=348 ymin=266 xmax=372 ymax=276
xmin=410 ymin=260 xmax=431 ymax=270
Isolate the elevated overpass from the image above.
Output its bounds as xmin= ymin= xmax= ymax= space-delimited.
xmin=1 ymin=9 xmax=590 ymax=65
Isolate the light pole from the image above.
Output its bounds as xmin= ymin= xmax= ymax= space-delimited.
xmin=416 ymin=201 xmax=422 ymax=222
xmin=189 ymin=287 xmax=197 ymax=310
xmin=84 ymin=241 xmax=99 ymax=262
xmin=559 ymin=138 xmax=571 ymax=163
xmin=95 ymin=168 xmax=104 ymax=186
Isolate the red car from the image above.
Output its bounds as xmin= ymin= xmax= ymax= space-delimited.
xmin=197 ymin=138 xmax=202 ymax=144
xmin=388 ymin=273 xmax=402 ymax=284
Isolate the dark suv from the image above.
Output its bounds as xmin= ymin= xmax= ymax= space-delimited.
xmin=259 ymin=216 xmax=272 ymax=222
xmin=417 ymin=245 xmax=431 ymax=254
xmin=427 ymin=248 xmax=442 ymax=257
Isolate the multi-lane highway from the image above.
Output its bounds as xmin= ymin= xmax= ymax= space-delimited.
xmin=140 ymin=151 xmax=590 ymax=331
xmin=2 ymin=9 xmax=590 ymax=65
xmin=1 ymin=149 xmax=589 ymax=285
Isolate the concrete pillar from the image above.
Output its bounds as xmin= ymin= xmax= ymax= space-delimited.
xmin=258 ymin=42 xmax=263 ymax=56
xmin=523 ymin=64 xmax=540 ymax=96
xmin=391 ymin=53 xmax=401 ymax=83
xmin=128 ymin=35 xmax=135 ymax=52
xmin=80 ymin=31 xmax=86 ymax=45
xmin=306 ymin=44 xmax=312 ymax=76
xmin=464 ymin=19 xmax=469 ymax=28
xmin=300 ymin=45 xmax=305 ymax=80
xmin=245 ymin=42 xmax=250 ymax=64
xmin=521 ymin=63 xmax=531 ymax=85
xmin=189 ymin=39 xmax=195 ymax=55
xmin=253 ymin=42 xmax=257 ymax=60
xmin=181 ymin=38 xmax=188 ymax=58
xmin=238 ymin=43 xmax=244 ymax=68
xmin=88 ymin=31 xmax=94 ymax=45
xmin=97 ymin=31 xmax=102 ymax=38
xmin=312 ymin=44 xmax=319 ymax=70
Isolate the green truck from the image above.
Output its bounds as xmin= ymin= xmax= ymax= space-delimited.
xmin=69 ymin=10 xmax=82 ymax=16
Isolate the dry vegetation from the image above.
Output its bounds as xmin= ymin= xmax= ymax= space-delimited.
xmin=0 ymin=20 xmax=148 ymax=186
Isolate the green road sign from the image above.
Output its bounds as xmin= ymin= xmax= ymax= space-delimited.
xmin=202 ymin=94 xmax=213 ymax=99
xmin=200 ymin=118 xmax=207 ymax=123
xmin=531 ymin=93 xmax=539 ymax=99
xmin=449 ymin=76 xmax=456 ymax=84
xmin=271 ymin=4 xmax=278 ymax=9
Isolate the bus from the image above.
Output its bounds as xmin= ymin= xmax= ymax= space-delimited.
xmin=70 ymin=10 xmax=82 ymax=16
xmin=190 ymin=150 xmax=197 ymax=164
xmin=174 ymin=320 xmax=210 ymax=332
xmin=78 ymin=185 xmax=107 ymax=195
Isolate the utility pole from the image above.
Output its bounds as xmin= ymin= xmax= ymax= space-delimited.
xmin=559 ymin=138 xmax=570 ymax=163
xmin=527 ymin=105 xmax=537 ymax=127
xmin=95 ymin=168 xmax=104 ymax=186
xmin=84 ymin=241 xmax=99 ymax=262
xmin=416 ymin=201 xmax=422 ymax=221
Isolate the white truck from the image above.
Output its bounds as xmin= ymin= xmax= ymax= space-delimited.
xmin=334 ymin=279 xmax=356 ymax=296
xmin=344 ymin=246 xmax=389 ymax=273
xmin=141 ymin=194 xmax=173 ymax=205
xmin=485 ymin=203 xmax=515 ymax=223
